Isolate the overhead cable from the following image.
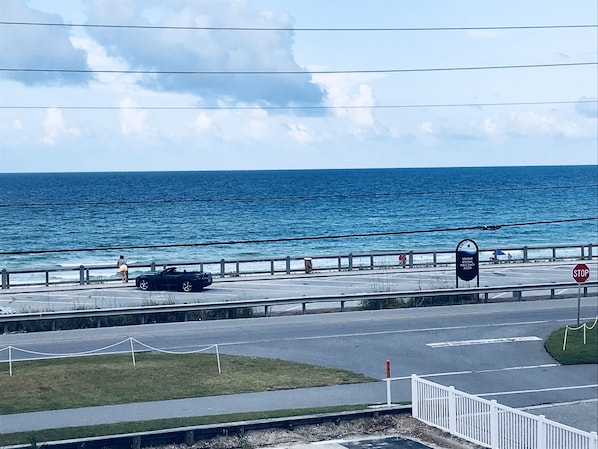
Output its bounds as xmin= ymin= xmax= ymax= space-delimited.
xmin=0 ymin=21 xmax=596 ymax=32
xmin=0 ymin=217 xmax=595 ymax=255
xmin=1 ymin=62 xmax=595 ymax=75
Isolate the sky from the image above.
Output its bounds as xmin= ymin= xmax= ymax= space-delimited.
xmin=0 ymin=0 xmax=597 ymax=172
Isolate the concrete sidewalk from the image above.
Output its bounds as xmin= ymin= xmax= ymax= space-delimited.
xmin=0 ymin=382 xmax=390 ymax=434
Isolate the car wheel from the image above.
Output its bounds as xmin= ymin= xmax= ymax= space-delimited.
xmin=138 ymin=279 xmax=150 ymax=291
xmin=181 ymin=280 xmax=193 ymax=292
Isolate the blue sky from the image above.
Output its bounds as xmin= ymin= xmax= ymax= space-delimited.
xmin=1 ymin=0 xmax=596 ymax=172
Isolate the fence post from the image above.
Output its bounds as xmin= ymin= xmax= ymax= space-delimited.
xmin=590 ymin=431 xmax=597 ymax=449
xmin=536 ymin=415 xmax=546 ymax=449
xmin=410 ymin=374 xmax=419 ymax=418
xmin=523 ymin=246 xmax=528 ymax=263
xmin=348 ymin=253 xmax=353 ymax=271
xmin=150 ymin=261 xmax=156 ymax=272
xmin=286 ymin=256 xmax=291 ymax=275
xmin=220 ymin=259 xmax=226 ymax=278
xmin=1 ymin=269 xmax=7 ymax=289
xmin=79 ymin=265 xmax=85 ymax=285
xmin=448 ymin=386 xmax=456 ymax=434
xmin=408 ymin=251 xmax=414 ymax=268
xmin=490 ymin=400 xmax=499 ymax=449
xmin=589 ymin=243 xmax=593 ymax=261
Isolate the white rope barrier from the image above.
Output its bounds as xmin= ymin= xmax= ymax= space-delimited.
xmin=562 ymin=315 xmax=598 ymax=351
xmin=0 ymin=337 xmax=222 ymax=376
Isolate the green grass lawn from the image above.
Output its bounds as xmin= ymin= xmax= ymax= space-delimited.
xmin=0 ymin=352 xmax=373 ymax=415
xmin=545 ymin=320 xmax=598 ymax=365
xmin=0 ymin=352 xmax=375 ymax=446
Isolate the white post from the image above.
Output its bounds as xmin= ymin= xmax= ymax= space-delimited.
xmin=9 ymin=346 xmax=13 ymax=377
xmin=536 ymin=415 xmax=546 ymax=449
xmin=448 ymin=386 xmax=456 ymax=434
xmin=590 ymin=431 xmax=597 ymax=449
xmin=215 ymin=344 xmax=221 ymax=374
xmin=411 ymin=374 xmax=419 ymax=418
xmin=386 ymin=378 xmax=392 ymax=406
xmin=490 ymin=400 xmax=499 ymax=449
xmin=562 ymin=326 xmax=568 ymax=351
xmin=130 ymin=337 xmax=136 ymax=366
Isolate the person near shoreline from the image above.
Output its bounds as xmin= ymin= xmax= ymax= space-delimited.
xmin=117 ymin=255 xmax=128 ymax=282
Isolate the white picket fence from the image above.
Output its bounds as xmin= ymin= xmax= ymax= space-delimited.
xmin=411 ymin=374 xmax=598 ymax=449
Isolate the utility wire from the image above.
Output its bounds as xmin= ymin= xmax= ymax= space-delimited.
xmin=0 ymin=217 xmax=595 ymax=255
xmin=1 ymin=100 xmax=596 ymax=111
xmin=1 ymin=184 xmax=596 ymax=209
xmin=0 ymin=21 xmax=596 ymax=32
xmin=1 ymin=62 xmax=594 ymax=75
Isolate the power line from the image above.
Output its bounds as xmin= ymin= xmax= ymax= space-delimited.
xmin=1 ymin=184 xmax=596 ymax=209
xmin=0 ymin=21 xmax=596 ymax=32
xmin=1 ymin=100 xmax=595 ymax=111
xmin=0 ymin=217 xmax=595 ymax=255
xmin=1 ymin=62 xmax=594 ymax=76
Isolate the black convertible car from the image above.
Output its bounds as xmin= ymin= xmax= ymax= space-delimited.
xmin=136 ymin=267 xmax=213 ymax=292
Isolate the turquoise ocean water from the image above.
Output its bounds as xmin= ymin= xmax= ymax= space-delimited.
xmin=0 ymin=166 xmax=597 ymax=271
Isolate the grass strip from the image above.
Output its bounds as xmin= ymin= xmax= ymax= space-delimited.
xmin=544 ymin=321 xmax=598 ymax=364
xmin=0 ymin=352 xmax=373 ymax=414
xmin=1 ymin=405 xmax=377 ymax=446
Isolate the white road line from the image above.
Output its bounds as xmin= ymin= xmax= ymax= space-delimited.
xmin=478 ymin=384 xmax=598 ymax=397
xmin=427 ymin=336 xmax=542 ymax=348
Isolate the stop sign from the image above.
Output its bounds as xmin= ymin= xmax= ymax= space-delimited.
xmin=572 ymin=263 xmax=590 ymax=283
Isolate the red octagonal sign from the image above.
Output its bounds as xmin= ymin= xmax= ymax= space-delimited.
xmin=572 ymin=263 xmax=590 ymax=283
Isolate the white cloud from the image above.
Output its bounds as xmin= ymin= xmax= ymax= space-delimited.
xmin=509 ymin=110 xmax=583 ymax=138
xmin=287 ymin=123 xmax=315 ymax=144
xmin=42 ymin=108 xmax=80 ymax=145
xmin=192 ymin=112 xmax=214 ymax=134
xmin=119 ymin=98 xmax=153 ymax=137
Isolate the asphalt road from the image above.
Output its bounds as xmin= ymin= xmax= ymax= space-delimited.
xmin=1 ymin=261 xmax=597 ymax=313
xmin=2 ymin=297 xmax=597 ymax=410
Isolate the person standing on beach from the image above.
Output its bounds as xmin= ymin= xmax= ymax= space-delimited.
xmin=117 ymin=255 xmax=128 ymax=282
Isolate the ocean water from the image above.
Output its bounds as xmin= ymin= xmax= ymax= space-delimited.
xmin=0 ymin=166 xmax=597 ymax=271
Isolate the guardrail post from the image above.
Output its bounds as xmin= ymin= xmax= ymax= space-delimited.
xmin=1 ymin=269 xmax=8 ymax=289
xmin=588 ymin=243 xmax=593 ymax=260
xmin=45 ymin=271 xmax=50 ymax=286
xmin=348 ymin=253 xmax=353 ymax=271
xmin=302 ymin=303 xmax=306 ymax=314
xmin=408 ymin=251 xmax=414 ymax=268
xmin=220 ymin=259 xmax=226 ymax=278
xmin=79 ymin=265 xmax=85 ymax=285
xmin=340 ymin=300 xmax=345 ymax=312
xmin=337 ymin=256 xmax=342 ymax=271
xmin=433 ymin=252 xmax=437 ymax=267
xmin=151 ymin=261 xmax=156 ymax=272
xmin=270 ymin=260 xmax=275 ymax=275
xmin=523 ymin=246 xmax=528 ymax=263
xmin=550 ymin=288 xmax=555 ymax=299
xmin=235 ymin=261 xmax=240 ymax=276
xmin=552 ymin=247 xmax=556 ymax=261
xmin=370 ymin=255 xmax=374 ymax=269
xmin=286 ymin=256 xmax=291 ymax=275
xmin=584 ymin=286 xmax=588 ymax=297
xmin=581 ymin=245 xmax=586 ymax=260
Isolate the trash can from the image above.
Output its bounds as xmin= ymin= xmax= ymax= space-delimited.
xmin=304 ymin=258 xmax=313 ymax=273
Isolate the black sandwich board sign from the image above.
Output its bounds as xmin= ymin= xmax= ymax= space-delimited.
xmin=456 ymin=239 xmax=479 ymax=287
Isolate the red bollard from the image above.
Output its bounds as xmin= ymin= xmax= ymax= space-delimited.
xmin=386 ymin=359 xmax=391 ymax=378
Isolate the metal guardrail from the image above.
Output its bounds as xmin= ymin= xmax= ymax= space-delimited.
xmin=1 ymin=243 xmax=596 ymax=289
xmin=0 ymin=281 xmax=595 ymax=333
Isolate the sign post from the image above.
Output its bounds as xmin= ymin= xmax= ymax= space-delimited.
xmin=572 ymin=263 xmax=590 ymax=324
